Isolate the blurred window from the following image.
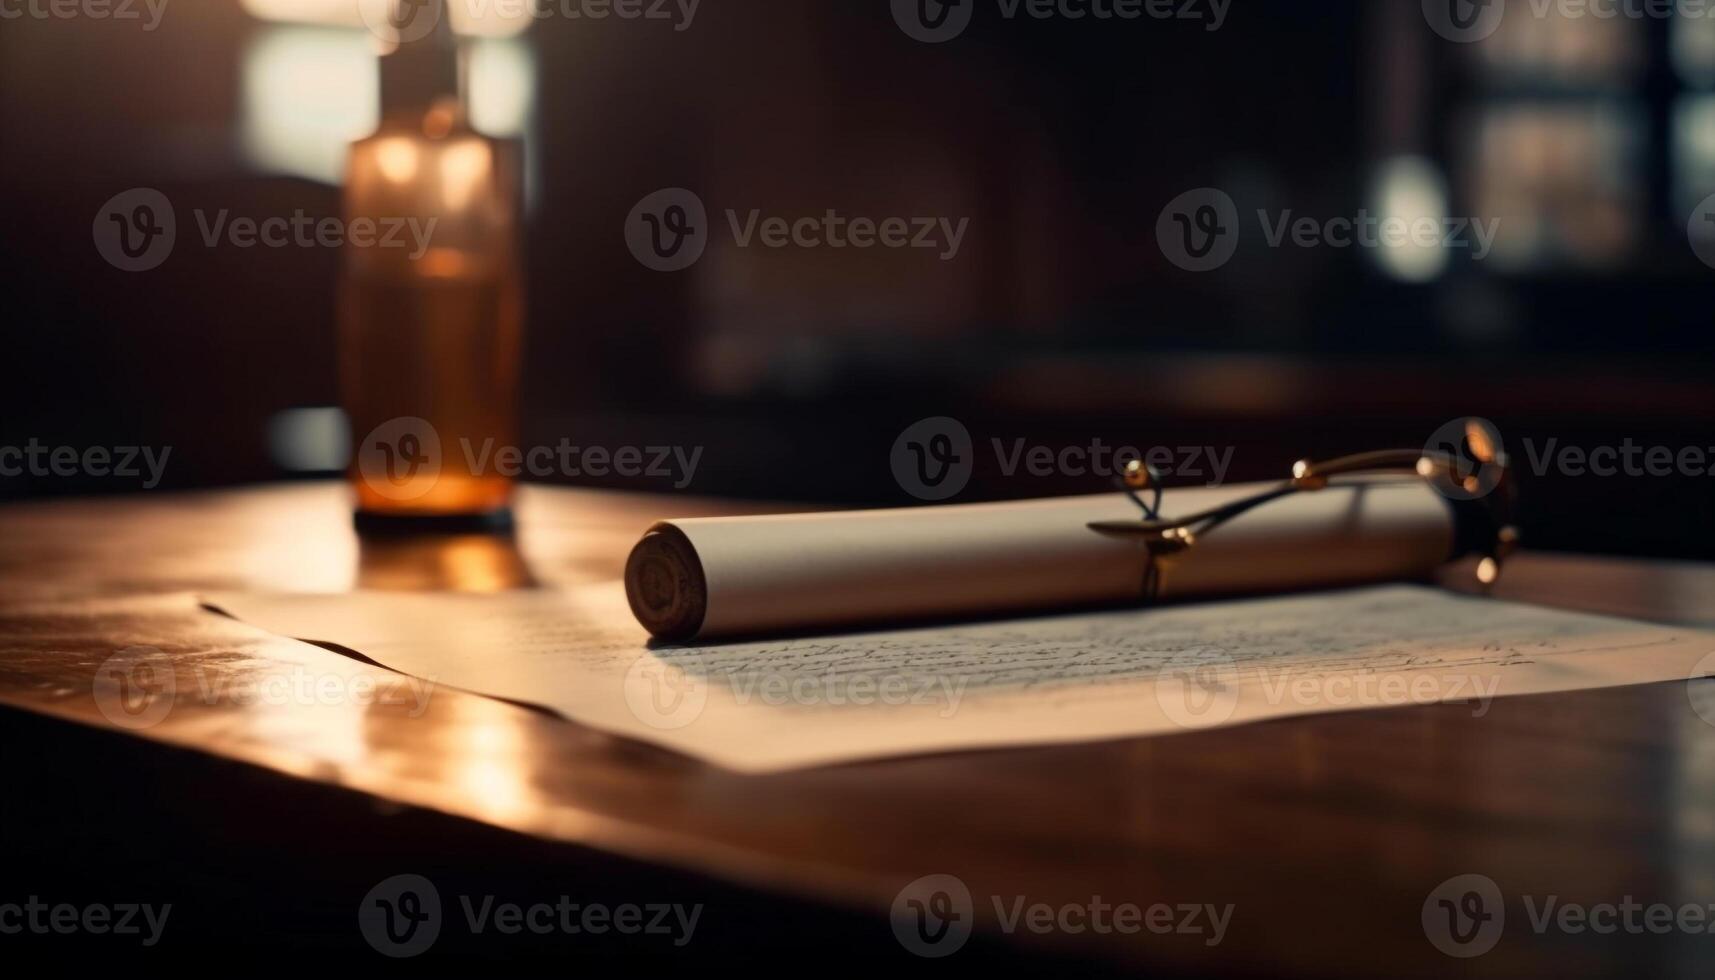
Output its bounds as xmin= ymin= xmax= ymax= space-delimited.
xmin=240 ymin=4 xmax=535 ymax=186
xmin=1457 ymin=7 xmax=1648 ymax=272
xmin=1674 ymin=17 xmax=1715 ymax=217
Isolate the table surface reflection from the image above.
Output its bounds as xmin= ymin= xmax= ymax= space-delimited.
xmin=3 ymin=482 xmax=1715 ymax=975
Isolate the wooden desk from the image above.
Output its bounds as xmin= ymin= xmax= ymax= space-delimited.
xmin=3 ymin=483 xmax=1714 ymax=973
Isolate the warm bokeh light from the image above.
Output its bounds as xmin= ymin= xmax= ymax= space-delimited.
xmin=358 ymin=533 xmax=536 ymax=592
xmin=1370 ymin=155 xmax=1451 ymax=283
xmin=468 ymin=38 xmax=534 ymax=137
xmin=373 ymin=136 xmax=420 ymax=183
xmin=438 ymin=139 xmax=492 ymax=211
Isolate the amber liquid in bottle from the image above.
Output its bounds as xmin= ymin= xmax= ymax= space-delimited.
xmin=341 ymin=91 xmax=523 ymax=521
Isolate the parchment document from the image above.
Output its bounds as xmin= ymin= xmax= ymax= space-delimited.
xmin=207 ymin=585 xmax=1715 ymax=772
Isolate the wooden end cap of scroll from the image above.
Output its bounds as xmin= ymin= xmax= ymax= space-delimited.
xmin=624 ymin=526 xmax=708 ymax=641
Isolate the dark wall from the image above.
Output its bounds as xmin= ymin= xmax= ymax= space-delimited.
xmin=3 ymin=0 xmax=1713 ymax=559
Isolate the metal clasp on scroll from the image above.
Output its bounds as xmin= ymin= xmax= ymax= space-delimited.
xmin=1088 ymin=428 xmax=1519 ymax=590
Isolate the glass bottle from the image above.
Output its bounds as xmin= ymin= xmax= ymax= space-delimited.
xmin=341 ymin=0 xmax=523 ymax=528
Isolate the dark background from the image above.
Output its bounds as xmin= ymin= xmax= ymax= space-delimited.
xmin=3 ymin=0 xmax=1714 ymax=557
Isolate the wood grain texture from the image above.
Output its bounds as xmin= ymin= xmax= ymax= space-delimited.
xmin=2 ymin=482 xmax=1713 ymax=975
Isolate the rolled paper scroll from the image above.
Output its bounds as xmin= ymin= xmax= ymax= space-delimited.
xmin=624 ymin=477 xmax=1455 ymax=641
